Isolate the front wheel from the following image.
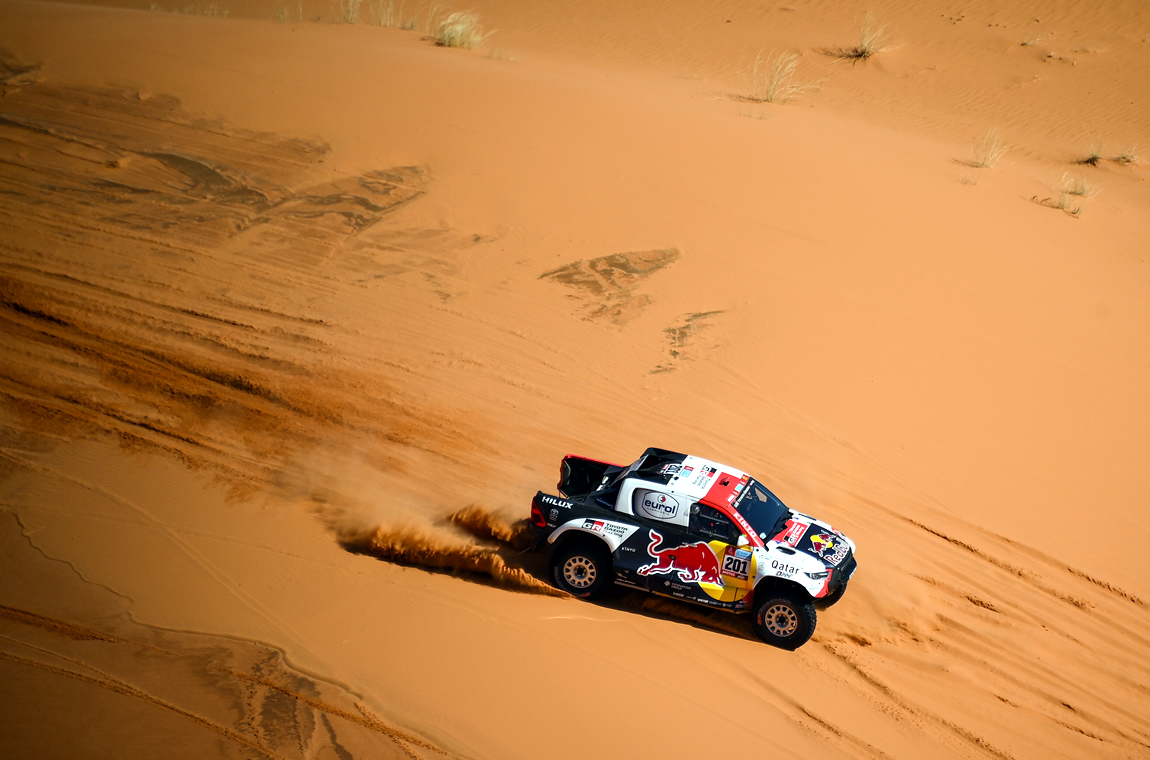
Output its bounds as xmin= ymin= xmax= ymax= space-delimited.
xmin=816 ymin=578 xmax=848 ymax=609
xmin=550 ymin=541 xmax=612 ymax=599
xmin=752 ymin=588 xmax=817 ymax=650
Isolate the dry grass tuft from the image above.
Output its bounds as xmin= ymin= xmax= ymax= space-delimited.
xmin=435 ymin=10 xmax=489 ymax=48
xmin=1113 ymin=146 xmax=1139 ymax=165
xmin=823 ymin=11 xmax=887 ymax=60
xmin=423 ymin=0 xmax=447 ymax=32
xmin=1033 ymin=173 xmax=1099 ymax=217
xmin=274 ymin=1 xmax=303 ymax=22
xmin=970 ymin=129 xmax=1009 ymax=168
xmin=1059 ymin=172 xmax=1100 ymax=198
xmin=367 ymin=0 xmax=403 ymax=25
xmin=1078 ymin=145 xmax=1103 ymax=166
xmin=332 ymin=0 xmax=363 ymax=23
xmin=748 ymin=51 xmax=810 ymax=104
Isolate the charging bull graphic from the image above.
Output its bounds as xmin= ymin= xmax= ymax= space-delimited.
xmin=810 ymin=533 xmax=835 ymax=557
xmin=638 ymin=530 xmax=722 ymax=584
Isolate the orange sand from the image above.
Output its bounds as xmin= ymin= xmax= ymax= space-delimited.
xmin=1 ymin=0 xmax=1148 ymax=757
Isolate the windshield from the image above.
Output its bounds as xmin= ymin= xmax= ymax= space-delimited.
xmin=734 ymin=479 xmax=791 ymax=539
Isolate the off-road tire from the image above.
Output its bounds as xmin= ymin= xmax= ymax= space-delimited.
xmin=816 ymin=579 xmax=848 ymax=609
xmin=550 ymin=540 xmax=612 ymax=599
xmin=752 ymin=588 xmax=817 ymax=650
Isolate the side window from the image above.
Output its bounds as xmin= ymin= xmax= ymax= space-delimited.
xmin=689 ymin=505 xmax=739 ymax=543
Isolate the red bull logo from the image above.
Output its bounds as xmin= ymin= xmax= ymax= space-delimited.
xmin=638 ymin=530 xmax=722 ymax=584
xmin=810 ymin=533 xmax=835 ymax=557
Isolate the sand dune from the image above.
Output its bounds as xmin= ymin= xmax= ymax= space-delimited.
xmin=1 ymin=0 xmax=1148 ymax=757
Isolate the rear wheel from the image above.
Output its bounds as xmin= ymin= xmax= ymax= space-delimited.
xmin=550 ymin=540 xmax=612 ymax=599
xmin=752 ymin=588 xmax=817 ymax=650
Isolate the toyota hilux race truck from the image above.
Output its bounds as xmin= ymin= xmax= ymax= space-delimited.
xmin=529 ymin=447 xmax=858 ymax=650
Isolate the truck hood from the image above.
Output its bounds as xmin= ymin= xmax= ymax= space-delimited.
xmin=773 ymin=512 xmax=855 ymax=568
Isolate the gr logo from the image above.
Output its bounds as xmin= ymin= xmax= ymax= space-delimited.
xmin=635 ymin=490 xmax=680 ymax=521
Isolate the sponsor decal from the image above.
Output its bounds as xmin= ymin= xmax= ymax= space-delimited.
xmin=636 ymin=491 xmax=680 ymax=521
xmin=721 ymin=546 xmax=750 ymax=580
xmin=777 ymin=519 xmax=809 ymax=547
xmin=808 ymin=532 xmax=851 ymax=566
xmin=579 ymin=519 xmax=633 ymax=540
xmin=638 ymin=530 xmax=722 ymax=584
xmin=810 ymin=532 xmax=836 ymax=557
xmin=729 ymin=510 xmax=757 ymax=540
xmin=824 ymin=543 xmax=849 ymax=566
xmin=541 ymin=495 xmax=573 ymax=509
xmin=690 ymin=466 xmax=718 ymax=489
xmin=659 ymin=463 xmax=683 ymax=476
xmin=770 ymin=559 xmax=799 ymax=577
xmin=548 ymin=508 xmax=559 ymax=522
xmin=735 ymin=548 xmax=752 ymax=559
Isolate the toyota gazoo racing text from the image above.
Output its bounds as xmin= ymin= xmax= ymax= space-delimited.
xmin=529 ymin=448 xmax=858 ymax=650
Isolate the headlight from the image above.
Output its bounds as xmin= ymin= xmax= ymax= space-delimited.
xmin=806 ymin=571 xmax=829 ymax=580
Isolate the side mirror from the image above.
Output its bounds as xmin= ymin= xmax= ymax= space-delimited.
xmin=737 ymin=534 xmax=750 ymax=548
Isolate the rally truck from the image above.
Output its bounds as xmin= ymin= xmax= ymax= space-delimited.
xmin=528 ymin=447 xmax=858 ymax=650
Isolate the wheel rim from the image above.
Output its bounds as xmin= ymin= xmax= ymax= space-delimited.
xmin=562 ymin=556 xmax=597 ymax=589
xmin=764 ymin=603 xmax=799 ymax=637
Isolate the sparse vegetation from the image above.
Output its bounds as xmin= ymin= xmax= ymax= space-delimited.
xmin=436 ymin=11 xmax=488 ymax=49
xmin=1034 ymin=173 xmax=1100 ymax=217
xmin=148 ymin=1 xmax=229 ymax=14
xmin=748 ymin=51 xmax=809 ymax=104
xmin=367 ymin=0 xmax=403 ymax=25
xmin=1079 ymin=145 xmax=1103 ymax=166
xmin=1059 ymin=172 xmax=1100 ymax=198
xmin=824 ymin=11 xmax=887 ymax=60
xmin=424 ymin=0 xmax=447 ymax=32
xmin=1114 ymin=146 xmax=1139 ymax=165
xmin=970 ymin=129 xmax=1009 ymax=168
xmin=333 ymin=0 xmax=363 ymax=23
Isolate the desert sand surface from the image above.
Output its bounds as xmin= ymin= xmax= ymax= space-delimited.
xmin=1 ymin=0 xmax=1149 ymax=757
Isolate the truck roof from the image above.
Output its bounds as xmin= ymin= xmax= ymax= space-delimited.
xmin=628 ymin=448 xmax=746 ymax=499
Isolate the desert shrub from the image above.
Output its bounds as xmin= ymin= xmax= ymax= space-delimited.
xmin=333 ymin=0 xmax=363 ymax=23
xmin=1113 ymin=146 xmax=1139 ymax=165
xmin=826 ymin=11 xmax=887 ymax=60
xmin=436 ymin=10 xmax=487 ymax=48
xmin=1059 ymin=172 xmax=1099 ymax=198
xmin=971 ymin=129 xmax=1008 ymax=168
xmin=749 ymin=51 xmax=808 ymax=103
xmin=367 ymin=0 xmax=402 ymax=25
xmin=1079 ymin=145 xmax=1103 ymax=166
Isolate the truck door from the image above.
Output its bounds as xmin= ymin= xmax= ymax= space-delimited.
xmin=632 ymin=524 xmax=695 ymax=595
xmin=675 ymin=505 xmax=756 ymax=607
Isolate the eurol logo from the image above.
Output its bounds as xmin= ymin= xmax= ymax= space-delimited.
xmin=636 ymin=491 xmax=680 ymax=520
